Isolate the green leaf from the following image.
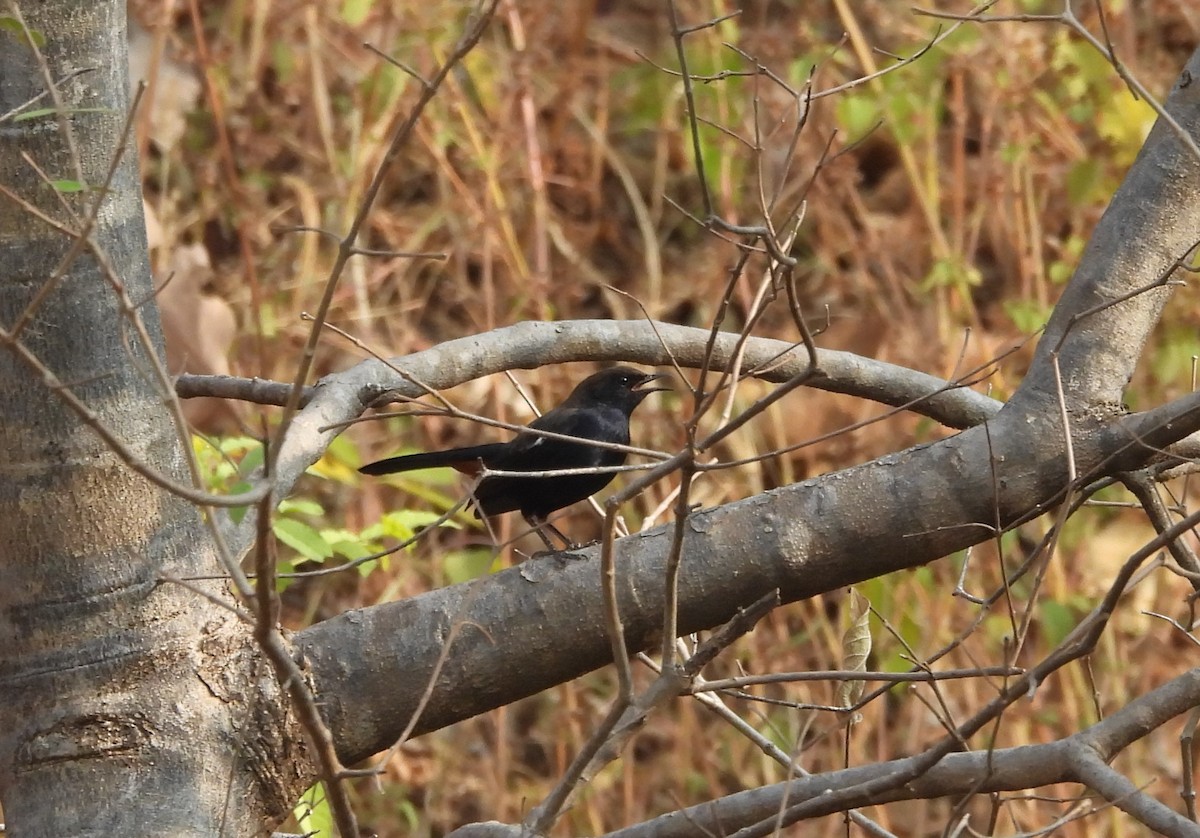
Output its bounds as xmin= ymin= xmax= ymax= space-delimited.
xmin=13 ymin=106 xmax=111 ymax=122
xmin=12 ymin=107 xmax=57 ymax=122
xmin=1003 ymin=298 xmax=1051 ymax=334
xmin=1039 ymin=600 xmax=1077 ymax=648
xmin=222 ymin=479 xmax=252 ymax=520
xmin=270 ymin=41 xmax=296 ymax=85
xmin=444 ymin=547 xmax=495 ymax=584
xmin=330 ymin=540 xmax=372 ymax=562
xmin=1151 ymin=324 xmax=1200 ymax=385
xmin=318 ymin=528 xmax=375 ymax=563
xmin=51 ymin=179 xmax=87 ymax=193
xmin=396 ymin=798 xmax=422 ymax=830
xmin=324 ymin=432 xmax=362 ymax=468
xmin=218 ymin=435 xmax=258 ymax=454
xmin=293 ymin=784 xmax=334 ymax=836
xmin=1065 ymin=158 xmax=1102 ymax=207
xmin=356 ymin=556 xmax=385 ymax=577
xmin=340 ymin=0 xmax=374 ymax=26
xmin=920 ymin=258 xmax=981 ymax=293
xmin=835 ymin=93 xmax=879 ymax=140
xmin=273 ymin=517 xmax=333 ymax=561
xmin=0 ymin=16 xmax=45 ymax=48
xmin=380 ymin=509 xmax=460 ymax=543
xmin=278 ymin=497 xmax=325 ymax=518
xmin=237 ymin=443 xmax=265 ymax=476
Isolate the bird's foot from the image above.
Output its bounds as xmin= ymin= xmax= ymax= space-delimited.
xmin=529 ymin=546 xmax=590 ymax=561
xmin=520 ymin=548 xmax=587 ymax=581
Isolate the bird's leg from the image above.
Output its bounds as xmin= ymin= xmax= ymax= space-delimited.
xmin=528 ymin=515 xmax=561 ymax=553
xmin=542 ymin=519 xmax=579 ymax=551
xmin=523 ymin=513 xmax=583 ymax=554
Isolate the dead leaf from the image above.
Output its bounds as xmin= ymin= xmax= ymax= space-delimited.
xmin=154 ymin=241 xmax=239 ymax=433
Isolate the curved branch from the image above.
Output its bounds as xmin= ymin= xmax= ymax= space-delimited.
xmin=178 ymin=319 xmax=1002 ymax=424
xmin=215 ymin=318 xmax=1001 ymax=558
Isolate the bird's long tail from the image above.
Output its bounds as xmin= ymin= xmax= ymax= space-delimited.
xmin=359 ymin=443 xmax=507 ymax=476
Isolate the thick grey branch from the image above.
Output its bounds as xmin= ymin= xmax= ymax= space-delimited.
xmin=1071 ymin=747 xmax=1196 ymax=837
xmin=296 ymin=390 xmax=1200 ymax=767
xmin=1016 ymin=48 xmax=1200 ymax=409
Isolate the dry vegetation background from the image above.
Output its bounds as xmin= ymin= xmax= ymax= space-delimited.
xmin=128 ymin=0 xmax=1200 ymax=834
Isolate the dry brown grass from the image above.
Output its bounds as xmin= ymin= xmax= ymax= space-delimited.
xmin=133 ymin=0 xmax=1200 ymax=834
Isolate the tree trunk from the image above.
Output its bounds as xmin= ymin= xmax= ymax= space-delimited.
xmin=0 ymin=3 xmax=306 ymax=834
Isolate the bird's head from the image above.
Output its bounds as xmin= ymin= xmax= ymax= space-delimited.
xmin=567 ymin=366 xmax=672 ymax=410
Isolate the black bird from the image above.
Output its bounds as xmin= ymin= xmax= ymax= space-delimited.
xmin=360 ymin=366 xmax=670 ymax=550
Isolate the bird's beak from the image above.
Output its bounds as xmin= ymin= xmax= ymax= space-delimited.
xmin=634 ymin=371 xmax=673 ymax=394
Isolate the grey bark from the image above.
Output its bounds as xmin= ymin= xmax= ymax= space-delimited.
xmin=0 ymin=3 xmax=306 ymax=835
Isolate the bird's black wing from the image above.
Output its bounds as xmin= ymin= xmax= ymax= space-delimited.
xmin=471 ymin=406 xmax=632 ymax=518
xmin=496 ymin=405 xmax=631 ymax=470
